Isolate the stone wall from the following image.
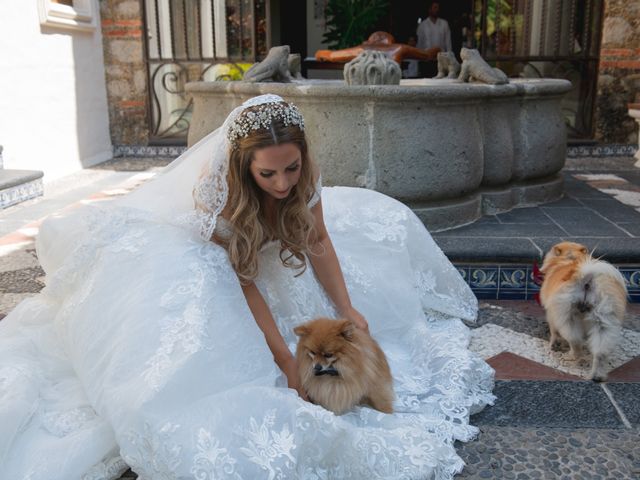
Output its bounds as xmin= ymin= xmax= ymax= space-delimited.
xmin=100 ymin=0 xmax=149 ymax=145
xmin=595 ymin=0 xmax=640 ymax=144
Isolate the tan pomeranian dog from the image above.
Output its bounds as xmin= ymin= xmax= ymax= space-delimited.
xmin=293 ymin=318 xmax=394 ymax=415
xmin=540 ymin=241 xmax=627 ymax=381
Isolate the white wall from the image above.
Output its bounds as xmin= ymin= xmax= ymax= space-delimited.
xmin=306 ymin=0 xmax=329 ymax=57
xmin=305 ymin=0 xmax=343 ymax=79
xmin=0 ymin=1 xmax=112 ymax=182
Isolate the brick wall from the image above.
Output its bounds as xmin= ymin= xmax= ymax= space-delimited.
xmin=595 ymin=1 xmax=640 ymax=143
xmin=100 ymin=0 xmax=149 ymax=145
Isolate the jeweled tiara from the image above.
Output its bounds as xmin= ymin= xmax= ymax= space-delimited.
xmin=226 ymin=101 xmax=305 ymax=146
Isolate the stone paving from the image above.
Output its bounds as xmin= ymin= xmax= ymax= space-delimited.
xmin=433 ymin=156 xmax=640 ymax=264
xmin=457 ymin=427 xmax=640 ymax=479
xmin=0 ymin=155 xmax=639 ymax=479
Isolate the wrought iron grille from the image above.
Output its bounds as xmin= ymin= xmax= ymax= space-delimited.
xmin=142 ymin=0 xmax=268 ymax=143
xmin=473 ymin=0 xmax=604 ymax=139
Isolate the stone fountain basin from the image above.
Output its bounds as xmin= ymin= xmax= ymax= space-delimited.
xmin=186 ymin=78 xmax=572 ymax=231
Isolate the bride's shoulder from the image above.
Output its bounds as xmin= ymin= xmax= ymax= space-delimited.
xmin=312 ymin=163 xmax=321 ymax=182
xmin=308 ymin=165 xmax=322 ymax=209
xmin=216 ymin=204 xmax=233 ymax=232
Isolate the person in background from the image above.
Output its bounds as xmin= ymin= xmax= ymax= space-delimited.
xmin=417 ymin=1 xmax=452 ymax=52
xmin=403 ymin=35 xmax=420 ymax=78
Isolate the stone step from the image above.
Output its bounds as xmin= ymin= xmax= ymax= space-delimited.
xmin=0 ymin=169 xmax=44 ymax=209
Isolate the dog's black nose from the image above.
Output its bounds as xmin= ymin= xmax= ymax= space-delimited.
xmin=313 ymin=364 xmax=323 ymax=373
xmin=576 ymin=301 xmax=592 ymax=313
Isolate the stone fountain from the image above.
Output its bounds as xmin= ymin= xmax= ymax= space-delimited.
xmin=186 ymin=48 xmax=571 ymax=231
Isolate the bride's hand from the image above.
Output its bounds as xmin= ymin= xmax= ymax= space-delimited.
xmin=282 ymin=357 xmax=309 ymax=401
xmin=341 ymin=306 xmax=369 ymax=332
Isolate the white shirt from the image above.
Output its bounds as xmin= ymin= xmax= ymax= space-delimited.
xmin=416 ymin=17 xmax=452 ymax=52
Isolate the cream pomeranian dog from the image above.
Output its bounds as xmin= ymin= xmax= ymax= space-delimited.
xmin=293 ymin=318 xmax=394 ymax=415
xmin=540 ymin=241 xmax=627 ymax=381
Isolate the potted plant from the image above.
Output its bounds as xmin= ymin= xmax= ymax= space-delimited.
xmin=322 ymin=0 xmax=389 ymax=50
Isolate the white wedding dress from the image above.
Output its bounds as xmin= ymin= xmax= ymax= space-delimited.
xmin=0 ymin=97 xmax=494 ymax=480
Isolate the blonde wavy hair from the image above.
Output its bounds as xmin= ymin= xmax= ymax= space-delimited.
xmin=217 ymin=110 xmax=318 ymax=284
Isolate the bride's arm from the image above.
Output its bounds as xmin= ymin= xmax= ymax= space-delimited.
xmin=241 ymin=281 xmax=308 ymax=399
xmin=308 ymin=200 xmax=369 ymax=331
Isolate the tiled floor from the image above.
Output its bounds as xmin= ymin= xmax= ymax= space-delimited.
xmin=459 ymin=300 xmax=640 ymax=479
xmin=470 ymin=304 xmax=640 ymax=380
xmin=456 ymin=427 xmax=640 ymax=479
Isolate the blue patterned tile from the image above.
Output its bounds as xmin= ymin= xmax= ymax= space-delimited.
xmin=497 ymin=291 xmax=528 ymax=300
xmin=456 ymin=266 xmax=469 ymax=283
xmin=109 ymin=143 xmax=631 ymax=161
xmin=469 ymin=267 xmax=499 ymax=289
xmin=454 ymin=263 xmax=639 ymax=303
xmin=528 ymin=282 xmax=541 ymax=294
xmin=566 ymin=144 xmax=637 ymax=158
xmin=525 ymin=291 xmax=542 ymax=302
xmin=499 ymin=267 xmax=528 ymax=290
xmin=526 ymin=267 xmax=541 ymax=292
xmin=474 ymin=289 xmax=499 ymax=300
xmin=113 ymin=145 xmax=186 ymax=158
xmin=621 ymin=269 xmax=640 ymax=291
xmin=0 ymin=179 xmax=43 ymax=209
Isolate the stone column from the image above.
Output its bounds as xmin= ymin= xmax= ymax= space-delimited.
xmin=594 ymin=0 xmax=640 ymax=144
xmin=100 ymin=0 xmax=149 ymax=145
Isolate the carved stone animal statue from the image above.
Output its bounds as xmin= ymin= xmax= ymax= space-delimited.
xmin=243 ymin=45 xmax=293 ymax=82
xmin=287 ymin=53 xmax=304 ymax=80
xmin=434 ymin=51 xmax=461 ymax=79
xmin=343 ymin=50 xmax=401 ymax=86
xmin=457 ymin=47 xmax=508 ymax=85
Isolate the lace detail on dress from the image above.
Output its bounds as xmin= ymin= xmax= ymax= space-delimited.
xmin=323 ymin=197 xmax=408 ymax=246
xmin=192 ymin=153 xmax=229 ymax=241
xmin=45 ymin=208 xmax=150 ymax=294
xmin=392 ymin=314 xmax=495 ymax=440
xmin=0 ymin=365 xmax=32 ymax=394
xmin=338 ymin=253 xmax=374 ymax=293
xmin=123 ymin=422 xmax=184 ymax=480
xmin=42 ymin=406 xmax=98 ymax=437
xmin=106 ymin=227 xmax=149 ymax=254
xmin=42 ymin=208 xmax=153 ymax=349
xmin=81 ymin=454 xmax=129 ymax=480
xmin=255 ymin=243 xmax=338 ymax=346
xmin=237 ymin=409 xmax=296 ymax=478
xmin=142 ymin=243 xmax=228 ymax=391
xmin=192 ymin=429 xmax=240 ymax=480
xmin=411 ymin=257 xmax=477 ymax=322
xmin=291 ymin=403 xmax=462 ymax=479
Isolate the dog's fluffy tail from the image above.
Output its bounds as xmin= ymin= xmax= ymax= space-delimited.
xmin=578 ymin=259 xmax=627 ymax=323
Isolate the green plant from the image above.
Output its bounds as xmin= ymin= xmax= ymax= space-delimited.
xmin=322 ymin=0 xmax=389 ymax=50
xmin=474 ymin=0 xmax=514 ymax=43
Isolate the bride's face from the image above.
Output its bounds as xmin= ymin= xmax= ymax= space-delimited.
xmin=249 ymin=143 xmax=302 ymax=200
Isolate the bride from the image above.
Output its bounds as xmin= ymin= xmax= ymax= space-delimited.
xmin=0 ymin=94 xmax=494 ymax=479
